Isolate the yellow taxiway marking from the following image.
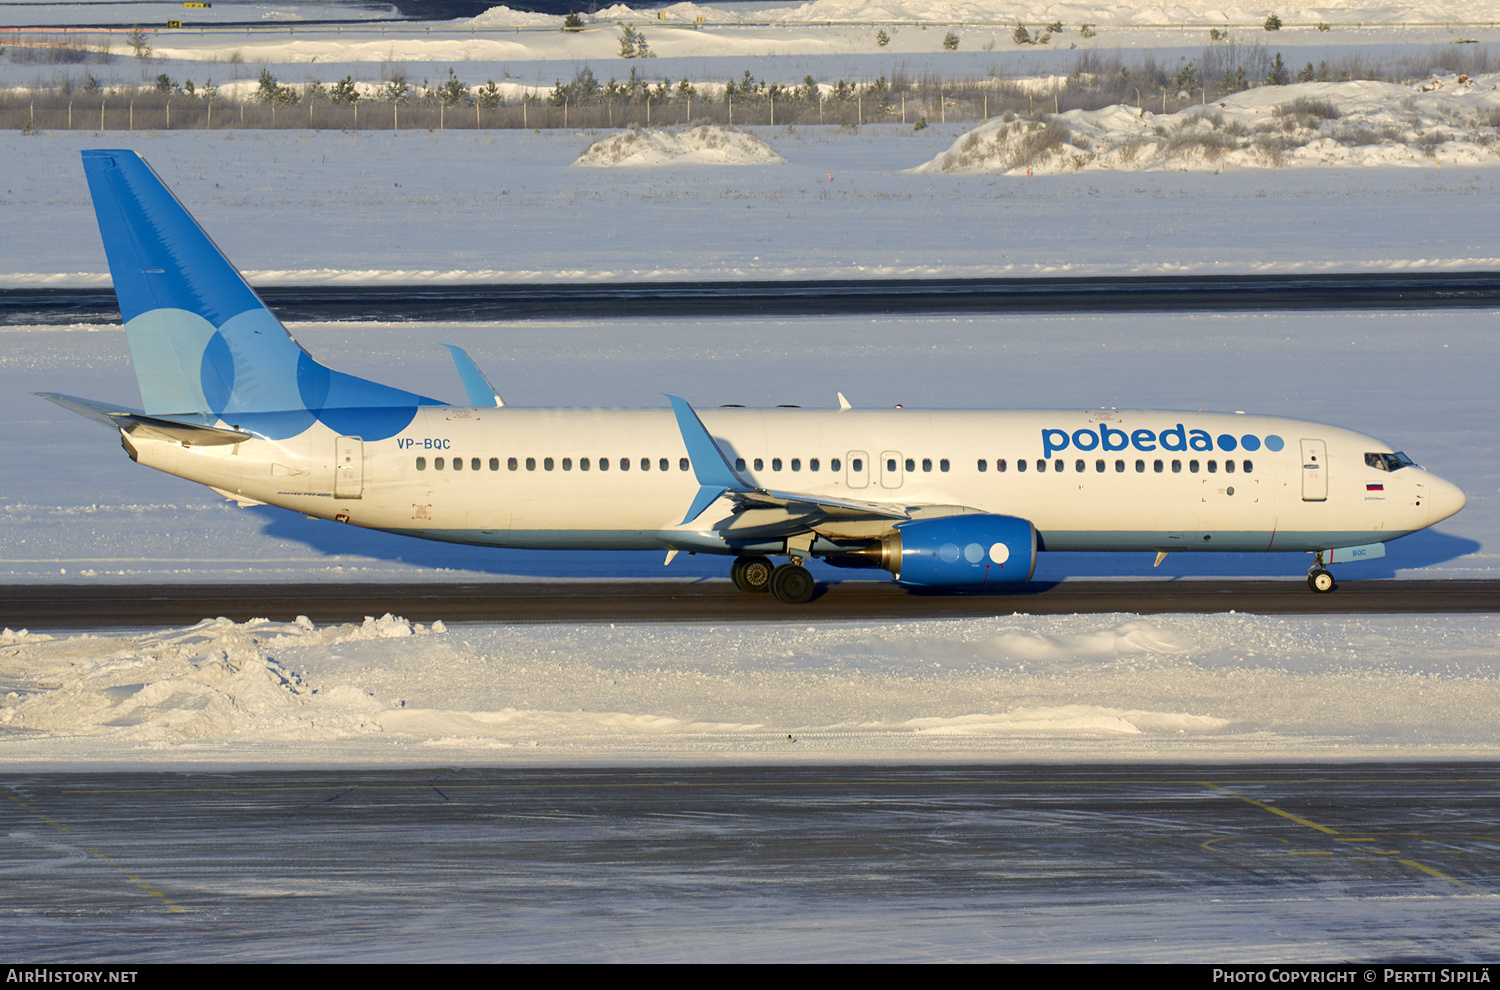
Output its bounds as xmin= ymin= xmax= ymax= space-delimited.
xmin=4 ymin=789 xmax=187 ymax=914
xmin=1200 ymin=781 xmax=1475 ymax=891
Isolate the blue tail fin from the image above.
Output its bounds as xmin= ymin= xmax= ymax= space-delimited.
xmin=81 ymin=150 xmax=442 ymax=440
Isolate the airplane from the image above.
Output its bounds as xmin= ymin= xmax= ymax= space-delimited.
xmin=40 ymin=150 xmax=1467 ymax=604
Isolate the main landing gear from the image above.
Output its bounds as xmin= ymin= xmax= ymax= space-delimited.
xmin=730 ymin=555 xmax=773 ymax=594
xmin=1307 ymin=551 xmax=1336 ymax=593
xmin=730 ymin=554 xmax=815 ymax=604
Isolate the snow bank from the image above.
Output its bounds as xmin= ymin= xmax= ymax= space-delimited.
xmin=914 ymin=73 xmax=1500 ymax=173
xmin=499 ymin=0 xmax=1500 ymax=26
xmin=4 ymin=612 xmax=1498 ymax=766
xmin=575 ymin=124 xmax=787 ymax=166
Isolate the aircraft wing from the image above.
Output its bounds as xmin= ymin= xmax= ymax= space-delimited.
xmin=666 ymin=394 xmax=957 ymax=528
xmin=730 ymin=488 xmax=911 ymax=520
xmin=38 ymin=393 xmax=252 ymax=446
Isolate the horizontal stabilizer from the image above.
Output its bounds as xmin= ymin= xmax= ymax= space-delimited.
xmin=38 ymin=392 xmax=250 ymax=446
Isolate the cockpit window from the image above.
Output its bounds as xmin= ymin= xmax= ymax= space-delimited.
xmin=1365 ymin=451 xmax=1416 ymax=472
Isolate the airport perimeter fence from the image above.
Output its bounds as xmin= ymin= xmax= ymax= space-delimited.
xmin=1 ymin=85 xmax=1226 ymax=134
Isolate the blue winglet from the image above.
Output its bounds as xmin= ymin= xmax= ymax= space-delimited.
xmin=443 ymin=345 xmax=504 ymax=407
xmin=665 ymin=395 xmax=750 ymax=525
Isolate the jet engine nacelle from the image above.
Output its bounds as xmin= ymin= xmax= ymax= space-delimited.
xmin=858 ymin=514 xmax=1037 ymax=587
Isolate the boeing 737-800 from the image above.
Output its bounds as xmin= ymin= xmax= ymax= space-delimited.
xmin=41 ymin=150 xmax=1467 ymax=603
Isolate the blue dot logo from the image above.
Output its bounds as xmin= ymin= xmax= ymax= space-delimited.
xmin=1217 ymin=434 xmax=1238 ymax=452
xmin=1264 ymin=435 xmax=1285 ymax=452
xmin=1240 ymin=435 xmax=1261 ymax=451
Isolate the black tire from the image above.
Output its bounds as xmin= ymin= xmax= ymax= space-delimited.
xmin=770 ymin=563 xmax=815 ymax=604
xmin=1308 ymin=568 xmax=1335 ymax=593
xmin=732 ymin=555 xmax=773 ymax=593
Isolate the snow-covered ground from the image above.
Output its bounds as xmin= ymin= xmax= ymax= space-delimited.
xmin=6 ymin=611 xmax=1500 ymax=767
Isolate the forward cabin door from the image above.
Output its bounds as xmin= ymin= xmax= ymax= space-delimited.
xmin=335 ymin=436 xmax=364 ymax=499
xmin=1300 ymin=438 xmax=1327 ymax=502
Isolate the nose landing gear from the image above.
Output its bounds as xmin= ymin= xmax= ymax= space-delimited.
xmin=1307 ymin=551 xmax=1336 ymax=593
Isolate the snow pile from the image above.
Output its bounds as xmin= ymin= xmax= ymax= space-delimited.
xmin=4 ymin=612 xmax=1498 ymax=765
xmin=575 ymin=125 xmax=788 ymax=167
xmin=0 ymin=614 xmax=439 ymax=744
xmin=914 ymin=74 xmax=1500 ymax=174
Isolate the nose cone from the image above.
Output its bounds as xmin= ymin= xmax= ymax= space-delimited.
xmin=1425 ymin=473 xmax=1467 ymax=527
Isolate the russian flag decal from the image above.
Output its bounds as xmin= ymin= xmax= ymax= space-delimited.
xmin=1367 ymin=483 xmax=1385 ymax=491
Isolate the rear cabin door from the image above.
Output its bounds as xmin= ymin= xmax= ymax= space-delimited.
xmin=1300 ymin=438 xmax=1327 ymax=502
xmin=335 ymin=436 xmax=364 ymax=499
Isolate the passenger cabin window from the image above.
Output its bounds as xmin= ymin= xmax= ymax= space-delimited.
xmin=1095 ymin=459 xmax=1105 ymax=473
xmin=773 ymin=458 xmax=783 ymax=471
xmin=680 ymin=458 xmax=690 ymax=471
xmin=416 ymin=457 xmax=426 ymax=470
xmin=922 ymin=458 xmax=932 ymax=472
xmin=1114 ymin=460 xmax=1125 ymax=473
xmin=1207 ymin=460 xmax=1218 ymax=474
xmin=850 ymin=458 xmax=861 ymax=472
xmin=810 ymin=458 xmax=820 ymax=471
xmin=1172 ymin=459 xmax=1181 ymax=473
xmin=1243 ymin=459 xmax=1253 ymax=473
xmin=905 ymin=458 xmax=914 ymax=472
xmin=581 ymin=457 xmax=590 ymax=471
xmin=940 ymin=459 xmax=950 ymax=473
xmin=526 ymin=457 xmax=536 ymax=471
xmin=435 ymin=457 xmax=445 ymax=471
xmin=508 ymin=457 xmax=518 ymax=471
xmin=754 ymin=458 xmax=764 ymax=471
xmin=620 ymin=458 xmax=629 ymax=471
xmin=1225 ymin=460 xmax=1236 ymax=474
xmin=599 ymin=457 xmax=609 ymax=471
xmin=544 ymin=457 xmax=554 ymax=471
xmin=996 ymin=459 xmax=1007 ymax=472
xmin=641 ymin=458 xmax=651 ymax=471
xmin=561 ymin=458 xmax=572 ymax=471
xmin=735 ymin=458 xmax=746 ymax=471
xmin=1075 ymin=460 xmax=1085 ymax=473
xmin=489 ymin=458 xmax=499 ymax=471
xmin=1017 ymin=459 xmax=1028 ymax=473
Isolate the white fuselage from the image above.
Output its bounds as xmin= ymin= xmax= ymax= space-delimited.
xmin=125 ymin=407 xmax=1465 ymax=558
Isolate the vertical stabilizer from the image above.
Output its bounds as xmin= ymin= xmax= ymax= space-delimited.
xmin=81 ymin=150 xmax=442 ymax=440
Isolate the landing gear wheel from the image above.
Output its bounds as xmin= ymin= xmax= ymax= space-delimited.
xmin=770 ymin=563 xmax=815 ymax=604
xmin=1308 ymin=568 xmax=1335 ymax=593
xmin=731 ymin=555 xmax=774 ymax=593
